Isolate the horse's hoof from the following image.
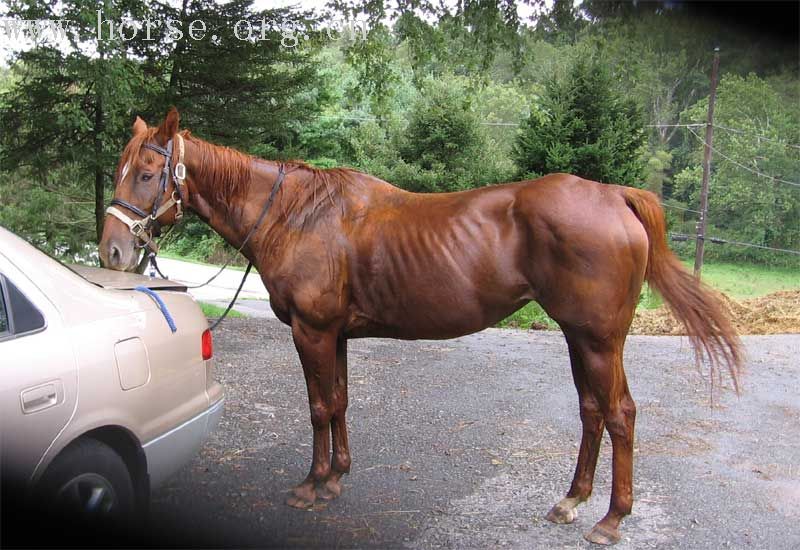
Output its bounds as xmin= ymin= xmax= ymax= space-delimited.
xmin=545 ymin=504 xmax=578 ymax=524
xmin=286 ymin=494 xmax=315 ymax=509
xmin=286 ymin=485 xmax=316 ymax=509
xmin=584 ymin=523 xmax=621 ymax=545
xmin=316 ymin=478 xmax=342 ymax=501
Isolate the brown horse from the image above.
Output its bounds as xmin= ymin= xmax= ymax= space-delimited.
xmin=99 ymin=109 xmax=742 ymax=545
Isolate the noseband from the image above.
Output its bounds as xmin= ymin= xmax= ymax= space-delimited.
xmin=106 ymin=134 xmax=187 ymax=253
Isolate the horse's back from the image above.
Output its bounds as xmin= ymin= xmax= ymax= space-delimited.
xmin=340 ymin=172 xmax=649 ymax=339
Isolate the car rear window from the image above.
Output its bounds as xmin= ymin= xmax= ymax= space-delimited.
xmin=0 ymin=288 xmax=8 ymax=334
xmin=6 ymin=278 xmax=45 ymax=334
xmin=0 ymin=275 xmax=46 ymax=337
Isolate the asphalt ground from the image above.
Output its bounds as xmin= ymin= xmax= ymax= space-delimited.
xmin=145 ymin=318 xmax=799 ymax=549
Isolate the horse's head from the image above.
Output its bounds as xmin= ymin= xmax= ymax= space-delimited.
xmin=99 ymin=108 xmax=187 ymax=271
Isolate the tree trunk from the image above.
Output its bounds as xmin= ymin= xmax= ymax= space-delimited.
xmin=168 ymin=0 xmax=190 ymax=93
xmin=94 ymin=94 xmax=105 ymax=243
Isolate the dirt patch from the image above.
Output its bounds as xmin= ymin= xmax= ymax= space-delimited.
xmin=631 ymin=290 xmax=800 ymax=336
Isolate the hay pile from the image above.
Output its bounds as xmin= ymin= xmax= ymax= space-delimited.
xmin=630 ymin=290 xmax=800 ymax=335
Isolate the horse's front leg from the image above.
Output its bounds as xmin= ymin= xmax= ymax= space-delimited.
xmin=318 ymin=337 xmax=351 ymax=500
xmin=286 ymin=318 xmax=338 ymax=509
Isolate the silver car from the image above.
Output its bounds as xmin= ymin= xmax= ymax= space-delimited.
xmin=0 ymin=225 xmax=223 ymax=528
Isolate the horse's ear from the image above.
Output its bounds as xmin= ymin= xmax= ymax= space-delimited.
xmin=132 ymin=116 xmax=147 ymax=136
xmin=155 ymin=107 xmax=180 ymax=145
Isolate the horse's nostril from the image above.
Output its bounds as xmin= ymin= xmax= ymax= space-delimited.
xmin=110 ymin=245 xmax=122 ymax=266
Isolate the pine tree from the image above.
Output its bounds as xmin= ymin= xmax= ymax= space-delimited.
xmin=0 ymin=0 xmax=147 ymax=244
xmin=513 ymin=53 xmax=646 ymax=185
xmin=0 ymin=0 xmax=319 ymax=251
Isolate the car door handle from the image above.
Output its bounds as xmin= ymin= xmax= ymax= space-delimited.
xmin=21 ymin=381 xmax=62 ymax=414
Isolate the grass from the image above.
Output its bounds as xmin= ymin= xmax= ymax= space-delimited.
xmin=498 ymin=260 xmax=799 ymax=330
xmin=685 ymin=260 xmax=799 ymax=299
xmin=199 ymin=302 xmax=246 ymax=318
xmin=498 ymin=302 xmax=559 ymax=330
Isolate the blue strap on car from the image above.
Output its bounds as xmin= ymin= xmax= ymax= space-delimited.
xmin=134 ymin=286 xmax=177 ymax=333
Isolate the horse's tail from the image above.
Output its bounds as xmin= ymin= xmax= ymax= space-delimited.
xmin=622 ymin=186 xmax=743 ymax=392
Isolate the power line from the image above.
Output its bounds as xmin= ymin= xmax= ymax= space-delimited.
xmin=313 ymin=114 xmax=520 ymax=127
xmin=687 ymin=126 xmax=800 ymax=188
xmin=314 ymin=114 xmax=377 ymax=122
xmin=712 ymin=124 xmax=800 ymax=150
xmin=669 ymin=232 xmax=800 ymax=256
xmin=315 ymin=117 xmax=799 ymax=147
xmin=661 ymin=202 xmax=702 ymax=214
xmin=647 ymin=123 xmax=705 ymax=128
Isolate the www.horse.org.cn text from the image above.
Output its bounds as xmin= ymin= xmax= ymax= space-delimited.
xmin=0 ymin=12 xmax=369 ymax=50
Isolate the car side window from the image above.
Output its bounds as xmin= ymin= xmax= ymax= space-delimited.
xmin=0 ymin=283 xmax=8 ymax=335
xmin=0 ymin=274 xmax=46 ymax=338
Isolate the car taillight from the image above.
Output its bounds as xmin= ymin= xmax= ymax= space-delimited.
xmin=202 ymin=329 xmax=213 ymax=360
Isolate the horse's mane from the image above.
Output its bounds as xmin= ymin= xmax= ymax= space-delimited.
xmin=122 ymin=128 xmax=363 ymax=222
xmin=275 ymin=161 xmax=362 ymax=227
xmin=183 ymin=131 xmax=254 ymax=206
xmin=187 ymin=135 xmax=364 ymax=221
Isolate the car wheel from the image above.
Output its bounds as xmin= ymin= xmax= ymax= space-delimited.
xmin=37 ymin=438 xmax=136 ymax=522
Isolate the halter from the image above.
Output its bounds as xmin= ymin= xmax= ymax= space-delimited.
xmin=106 ymin=134 xmax=187 ymax=253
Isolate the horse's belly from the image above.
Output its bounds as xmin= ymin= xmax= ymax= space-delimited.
xmin=347 ymin=266 xmax=532 ymax=340
xmin=349 ymin=196 xmax=534 ymax=339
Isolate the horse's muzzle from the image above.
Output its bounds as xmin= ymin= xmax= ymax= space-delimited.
xmin=99 ymin=236 xmax=139 ymax=272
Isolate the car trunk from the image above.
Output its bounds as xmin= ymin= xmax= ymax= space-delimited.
xmin=69 ymin=265 xmax=188 ymax=292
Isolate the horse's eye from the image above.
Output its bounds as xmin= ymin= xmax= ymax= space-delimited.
xmin=141 ymin=174 xmax=153 ymax=182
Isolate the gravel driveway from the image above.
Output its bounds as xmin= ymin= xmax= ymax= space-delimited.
xmin=148 ymin=318 xmax=799 ymax=549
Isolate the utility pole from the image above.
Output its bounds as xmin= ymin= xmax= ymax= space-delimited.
xmin=694 ymin=47 xmax=720 ymax=278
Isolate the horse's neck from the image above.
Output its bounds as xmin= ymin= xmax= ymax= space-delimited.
xmin=186 ymin=148 xmax=289 ymax=261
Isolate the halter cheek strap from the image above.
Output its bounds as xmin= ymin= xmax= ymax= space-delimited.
xmin=106 ymin=134 xmax=188 ymax=253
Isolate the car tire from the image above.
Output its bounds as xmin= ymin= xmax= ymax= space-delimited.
xmin=36 ymin=438 xmax=137 ymax=524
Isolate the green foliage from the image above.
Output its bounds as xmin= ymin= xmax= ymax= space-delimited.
xmin=474 ymin=81 xmax=535 ymax=154
xmin=644 ymin=149 xmax=673 ymax=195
xmin=596 ymin=13 xmax=711 ymax=148
xmin=513 ymin=51 xmax=647 ymax=184
xmin=674 ymin=74 xmax=800 ymax=266
xmin=126 ymin=0 xmax=319 ymax=151
xmin=0 ymin=0 xmax=319 ymax=258
xmin=0 ymin=164 xmax=95 ymax=257
xmin=535 ymin=0 xmax=585 ymax=45
xmin=342 ymin=24 xmax=405 ymax=118
xmin=497 ymin=302 xmax=559 ymax=330
xmin=1 ymin=0 xmax=797 ymax=272
xmin=401 ymin=77 xmax=482 ymax=170
xmin=161 ymin=214 xmax=249 ymax=266
xmin=349 ymin=75 xmax=515 ymax=193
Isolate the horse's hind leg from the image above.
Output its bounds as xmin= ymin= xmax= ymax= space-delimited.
xmin=552 ymin=328 xmax=637 ymax=545
xmin=546 ymin=337 xmax=605 ymax=524
xmin=286 ymin=319 xmax=337 ymax=509
xmin=318 ymin=337 xmax=351 ymax=500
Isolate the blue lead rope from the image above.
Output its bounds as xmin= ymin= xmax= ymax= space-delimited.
xmin=134 ymin=286 xmax=177 ymax=333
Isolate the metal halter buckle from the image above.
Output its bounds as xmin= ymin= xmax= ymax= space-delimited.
xmin=174 ymin=162 xmax=186 ymax=181
xmin=172 ymin=190 xmax=184 ymax=221
xmin=130 ymin=220 xmax=146 ymax=236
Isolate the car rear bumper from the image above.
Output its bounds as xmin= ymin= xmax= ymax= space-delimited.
xmin=143 ymin=396 xmax=225 ymax=490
